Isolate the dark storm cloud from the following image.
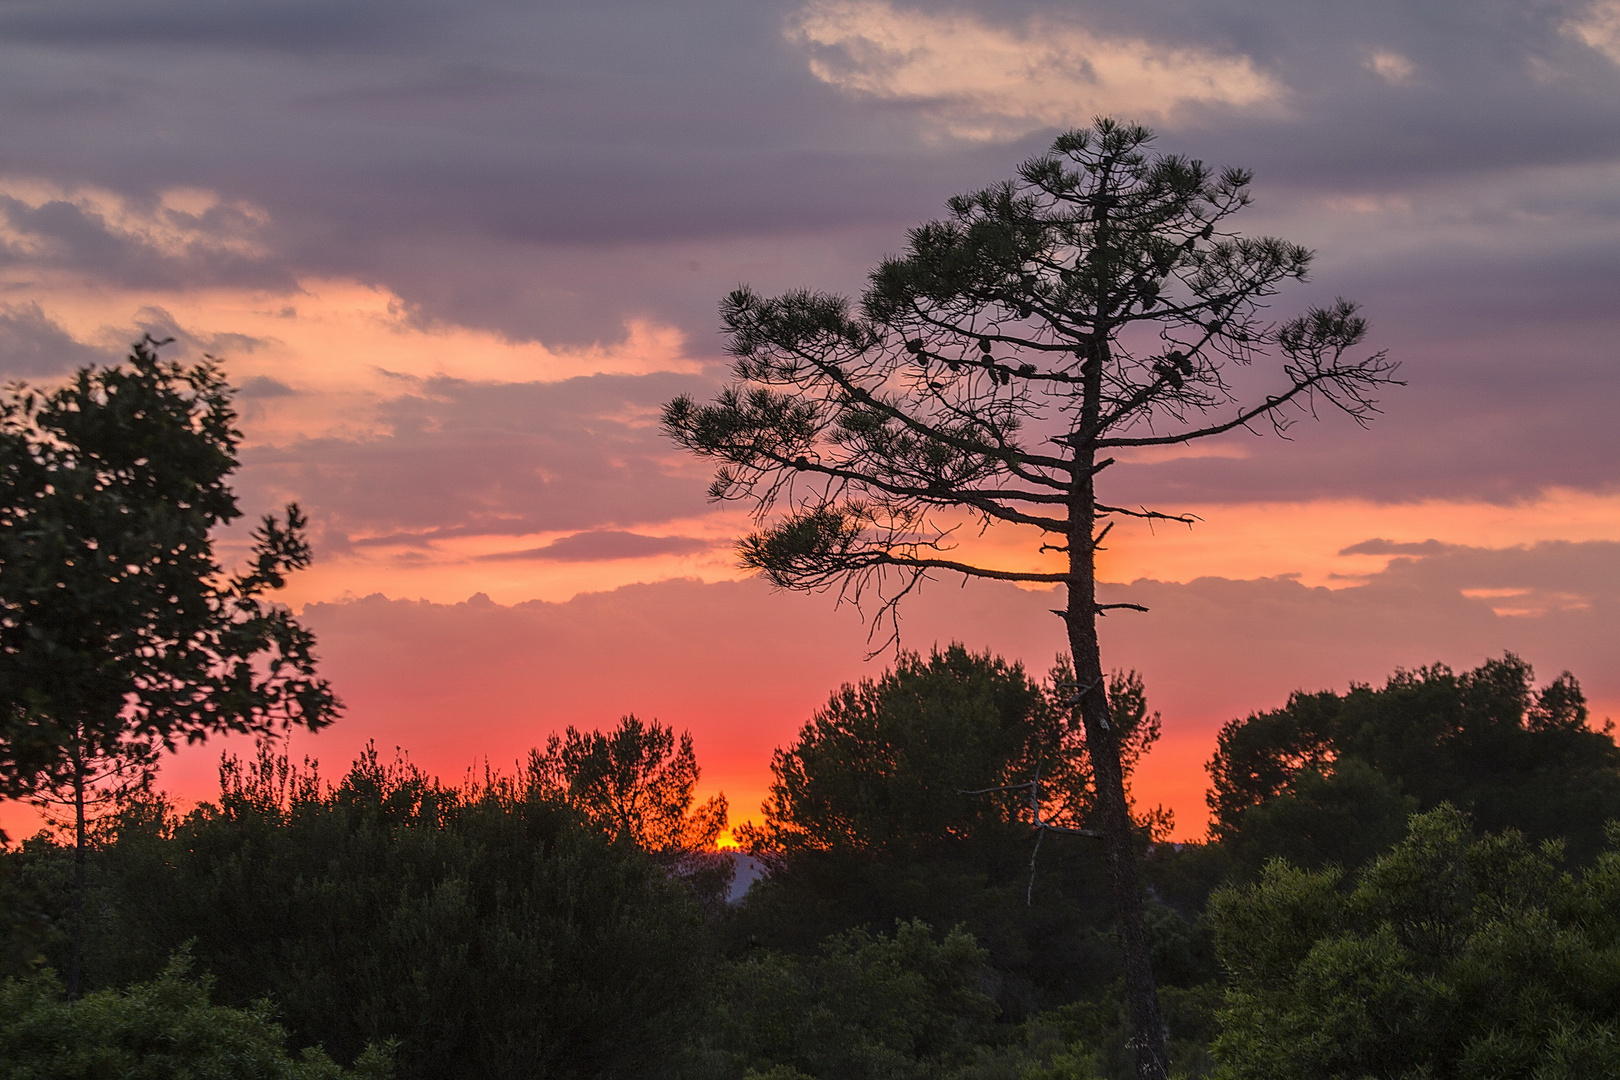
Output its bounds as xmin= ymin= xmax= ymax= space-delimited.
xmin=242 ymin=371 xmax=715 ymax=550
xmin=0 ymin=0 xmax=968 ymax=255
xmin=6 ymin=0 xmax=1618 ymax=262
xmin=0 ymin=0 xmax=1616 ymax=507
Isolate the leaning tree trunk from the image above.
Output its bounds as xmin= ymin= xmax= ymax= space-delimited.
xmin=1068 ymin=489 xmax=1169 ymax=1079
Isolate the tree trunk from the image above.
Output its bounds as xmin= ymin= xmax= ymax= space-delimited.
xmin=1065 ymin=604 xmax=1168 ymax=1078
xmin=68 ymin=754 xmax=86 ymax=999
xmin=1068 ymin=500 xmax=1168 ymax=1078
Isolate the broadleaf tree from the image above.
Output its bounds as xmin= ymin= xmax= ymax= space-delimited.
xmin=664 ymin=119 xmax=1398 ymax=1079
xmin=1207 ymin=654 xmax=1620 ymax=871
xmin=532 ymin=714 xmax=729 ymax=853
xmin=0 ymin=336 xmax=340 ymax=993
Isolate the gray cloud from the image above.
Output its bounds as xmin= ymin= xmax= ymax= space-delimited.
xmin=0 ymin=193 xmax=291 ymax=291
xmin=1338 ymin=538 xmax=1453 ymax=556
xmin=0 ymin=0 xmax=1614 ymax=507
xmin=0 ymin=302 xmax=110 ymax=377
xmin=236 ymin=374 xmax=297 ymax=399
xmin=129 ymin=306 xmax=272 ymax=357
xmin=0 ymin=0 xmax=453 ymax=52
xmin=242 ymin=371 xmax=715 ymax=551
xmin=1102 ymin=376 xmax=1620 ymax=506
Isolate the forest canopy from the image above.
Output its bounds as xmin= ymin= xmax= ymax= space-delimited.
xmin=1209 ymin=654 xmax=1620 ymax=869
xmin=3 ymin=649 xmax=1617 ymax=1079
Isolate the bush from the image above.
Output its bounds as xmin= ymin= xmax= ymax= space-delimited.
xmin=0 ymin=956 xmax=390 ymax=1080
xmin=702 ymin=920 xmax=999 ymax=1080
xmin=1208 ymin=806 xmax=1620 ymax=1079
xmin=21 ymin=745 xmax=712 ymax=1080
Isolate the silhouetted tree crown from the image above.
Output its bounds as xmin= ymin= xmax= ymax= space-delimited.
xmin=0 ymin=336 xmax=339 ymax=997
xmin=532 ymin=714 xmax=728 ymax=853
xmin=739 ymin=645 xmax=1160 ymax=858
xmin=1208 ymin=654 xmax=1620 ymax=869
xmin=664 ymin=119 xmax=1396 ymax=626
xmin=0 ymin=337 xmax=339 ymax=801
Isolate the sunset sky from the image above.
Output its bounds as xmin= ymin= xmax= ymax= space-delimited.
xmin=2 ymin=0 xmax=1618 ymax=842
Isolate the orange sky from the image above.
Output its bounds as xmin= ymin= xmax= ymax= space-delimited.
xmin=4 ymin=279 xmax=1616 ymax=845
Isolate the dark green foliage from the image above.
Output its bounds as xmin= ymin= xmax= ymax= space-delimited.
xmin=0 ymin=849 xmax=54 ymax=976
xmin=729 ymin=646 xmax=1170 ymax=1013
xmin=777 ymin=980 xmax=1218 ymax=1080
xmin=9 ymin=642 xmax=1609 ymax=1076
xmin=1208 ymin=807 xmax=1620 ymax=1079
xmin=0 ymin=337 xmax=338 ymax=801
xmin=0 ymin=337 xmax=340 ymax=995
xmin=734 ymin=849 xmax=1122 ymax=1018
xmin=740 ymin=646 xmax=1060 ymax=857
xmin=741 ymin=645 xmax=1159 ymax=859
xmin=529 ymin=714 xmax=736 ymax=911
xmin=0 ymin=956 xmax=390 ymax=1079
xmin=23 ymin=744 xmax=710 ymax=1080
xmin=1208 ymin=655 xmax=1620 ymax=870
xmin=1138 ymin=841 xmax=1234 ymax=925
xmin=1025 ymin=986 xmax=1221 ymax=1080
xmin=702 ymin=920 xmax=999 ymax=1080
xmin=1215 ymin=760 xmax=1415 ymax=876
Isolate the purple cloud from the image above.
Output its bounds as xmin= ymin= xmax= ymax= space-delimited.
xmin=1338 ymin=538 xmax=1454 ymax=556
xmin=0 ymin=302 xmax=110 ymax=376
xmin=239 ymin=371 xmax=716 ymax=551
xmin=0 ymin=0 xmax=1614 ymax=509
xmin=478 ymin=530 xmax=716 ymax=562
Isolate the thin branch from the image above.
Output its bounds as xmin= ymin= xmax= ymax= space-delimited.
xmin=794 ymin=337 xmax=1076 ymax=474
xmin=1095 ymin=504 xmax=1199 ymax=524
xmin=1096 ymin=358 xmax=1390 ymax=448
xmin=869 ymin=553 xmax=1068 ymax=584
xmin=958 ymin=780 xmax=1035 ymax=795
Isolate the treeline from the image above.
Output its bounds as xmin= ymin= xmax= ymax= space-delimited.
xmin=4 ymin=646 xmax=1620 ymax=1078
